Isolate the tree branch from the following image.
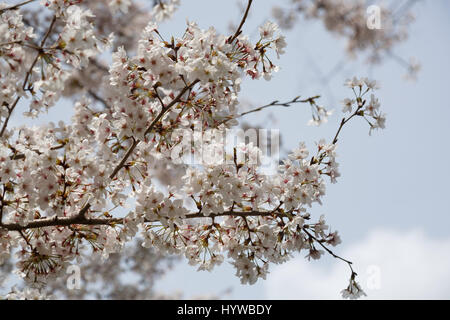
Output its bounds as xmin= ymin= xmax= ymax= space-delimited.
xmin=0 ymin=0 xmax=36 ymax=14
xmin=0 ymin=209 xmax=280 ymax=231
xmin=303 ymin=227 xmax=355 ymax=275
xmin=0 ymin=15 xmax=57 ymax=138
xmin=238 ymin=95 xmax=320 ymax=118
xmin=230 ymin=0 xmax=253 ymax=43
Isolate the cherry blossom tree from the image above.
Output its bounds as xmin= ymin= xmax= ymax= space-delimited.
xmin=0 ymin=0 xmax=401 ymax=300
xmin=272 ymin=0 xmax=421 ymax=79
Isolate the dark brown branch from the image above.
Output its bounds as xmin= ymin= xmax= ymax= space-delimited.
xmin=1 ymin=209 xmax=279 ymax=231
xmin=331 ymin=102 xmax=364 ymax=144
xmin=238 ymin=95 xmax=320 ymax=118
xmin=230 ymin=0 xmax=253 ymax=43
xmin=2 ymin=215 xmax=123 ymax=231
xmin=184 ymin=210 xmax=278 ymax=220
xmin=0 ymin=0 xmax=36 ymax=14
xmin=303 ymin=227 xmax=355 ymax=275
xmin=219 ymin=94 xmax=321 ymax=127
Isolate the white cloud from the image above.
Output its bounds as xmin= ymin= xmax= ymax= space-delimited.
xmin=265 ymin=229 xmax=450 ymax=299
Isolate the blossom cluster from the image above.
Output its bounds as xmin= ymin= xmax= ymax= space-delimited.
xmin=103 ymin=19 xmax=286 ymax=144
xmin=342 ymin=77 xmax=386 ymax=134
xmin=135 ymin=139 xmax=343 ymax=286
xmin=0 ymin=1 xmax=114 ymax=122
xmin=151 ymin=0 xmax=180 ymax=22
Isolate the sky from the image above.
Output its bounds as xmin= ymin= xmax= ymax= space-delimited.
xmin=6 ymin=0 xmax=450 ymax=300
xmin=150 ymin=0 xmax=450 ymax=299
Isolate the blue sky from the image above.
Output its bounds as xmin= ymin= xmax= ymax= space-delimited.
xmin=151 ymin=0 xmax=450 ymax=299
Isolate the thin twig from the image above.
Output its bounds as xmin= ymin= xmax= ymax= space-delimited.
xmin=0 ymin=15 xmax=57 ymax=138
xmin=331 ymin=103 xmax=364 ymax=144
xmin=239 ymin=95 xmax=320 ymax=118
xmin=230 ymin=0 xmax=253 ymax=43
xmin=303 ymin=227 xmax=355 ymax=274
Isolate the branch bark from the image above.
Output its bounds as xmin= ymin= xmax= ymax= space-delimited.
xmin=1 ymin=209 xmax=279 ymax=231
xmin=230 ymin=0 xmax=253 ymax=43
